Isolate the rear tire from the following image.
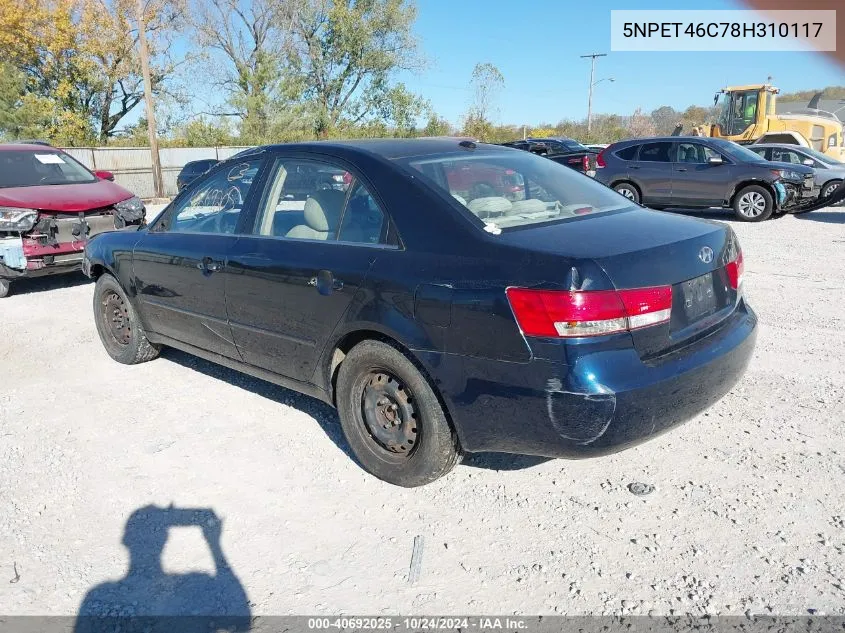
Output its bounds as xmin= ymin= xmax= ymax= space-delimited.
xmin=93 ymin=274 xmax=160 ymax=365
xmin=733 ymin=185 xmax=773 ymax=222
xmin=0 ymin=279 xmax=10 ymax=298
xmin=335 ymin=340 xmax=460 ymax=487
xmin=613 ymin=182 xmax=640 ymax=204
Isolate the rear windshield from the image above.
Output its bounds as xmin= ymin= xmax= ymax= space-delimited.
xmin=399 ymin=150 xmax=633 ymax=231
xmin=0 ymin=150 xmax=96 ymax=188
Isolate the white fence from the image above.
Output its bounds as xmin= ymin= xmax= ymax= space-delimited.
xmin=60 ymin=146 xmax=255 ymax=199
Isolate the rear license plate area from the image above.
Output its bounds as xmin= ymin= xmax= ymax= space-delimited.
xmin=680 ymin=272 xmax=717 ymax=322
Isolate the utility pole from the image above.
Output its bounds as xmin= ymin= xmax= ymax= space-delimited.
xmin=581 ymin=53 xmax=607 ymax=134
xmin=137 ymin=0 xmax=164 ymax=199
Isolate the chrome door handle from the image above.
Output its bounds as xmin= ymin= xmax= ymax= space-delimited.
xmin=197 ymin=257 xmax=223 ymax=273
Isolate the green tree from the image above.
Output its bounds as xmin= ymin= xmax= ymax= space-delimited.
xmin=0 ymin=61 xmax=53 ymax=141
xmin=421 ymin=114 xmax=451 ymax=137
xmin=288 ymin=0 xmax=423 ymax=137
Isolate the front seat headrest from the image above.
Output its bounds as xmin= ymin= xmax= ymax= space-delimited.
xmin=304 ymin=189 xmax=345 ymax=232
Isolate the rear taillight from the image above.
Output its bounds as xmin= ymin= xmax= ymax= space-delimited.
xmin=582 ymin=155 xmax=590 ymax=171
xmin=596 ymin=149 xmax=607 ymax=168
xmin=726 ymin=250 xmax=744 ymax=290
xmin=505 ymin=286 xmax=672 ymax=338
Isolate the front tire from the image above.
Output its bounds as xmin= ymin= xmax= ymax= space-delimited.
xmin=0 ymin=279 xmax=10 ymax=298
xmin=613 ymin=182 xmax=640 ymax=204
xmin=733 ymin=185 xmax=773 ymax=222
xmin=335 ymin=340 xmax=461 ymax=487
xmin=821 ymin=180 xmax=843 ymax=204
xmin=93 ymin=274 xmax=160 ymax=365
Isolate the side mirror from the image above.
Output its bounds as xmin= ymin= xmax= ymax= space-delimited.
xmin=802 ymin=159 xmax=814 ymax=166
xmin=95 ymin=170 xmax=115 ymax=181
xmin=707 ymin=156 xmax=724 ymax=166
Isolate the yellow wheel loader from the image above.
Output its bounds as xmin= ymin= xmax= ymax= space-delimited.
xmin=690 ymin=84 xmax=845 ymax=161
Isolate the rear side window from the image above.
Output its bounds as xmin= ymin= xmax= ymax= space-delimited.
xmin=638 ymin=142 xmax=671 ymax=162
xmin=614 ymin=145 xmax=638 ymax=160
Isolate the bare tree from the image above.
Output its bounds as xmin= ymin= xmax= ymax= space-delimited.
xmin=462 ymin=62 xmax=504 ymax=139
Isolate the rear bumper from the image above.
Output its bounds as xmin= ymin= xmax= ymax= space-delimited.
xmin=418 ymin=300 xmax=757 ymax=458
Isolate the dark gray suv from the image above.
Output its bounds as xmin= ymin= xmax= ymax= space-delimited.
xmin=594 ymin=136 xmax=817 ymax=221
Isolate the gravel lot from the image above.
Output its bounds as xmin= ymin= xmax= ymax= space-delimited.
xmin=1 ymin=207 xmax=844 ymax=618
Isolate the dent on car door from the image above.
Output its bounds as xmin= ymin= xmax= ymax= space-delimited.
xmin=132 ymin=158 xmax=265 ymax=359
xmin=225 ymin=155 xmax=394 ymax=384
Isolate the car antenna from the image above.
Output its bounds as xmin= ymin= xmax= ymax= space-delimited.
xmin=458 ymin=140 xmax=477 ymax=150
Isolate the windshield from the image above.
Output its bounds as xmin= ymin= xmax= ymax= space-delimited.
xmin=710 ymin=139 xmax=769 ymax=163
xmin=800 ymin=146 xmax=842 ymax=165
xmin=399 ymin=150 xmax=633 ymax=231
xmin=0 ymin=150 xmax=97 ymax=188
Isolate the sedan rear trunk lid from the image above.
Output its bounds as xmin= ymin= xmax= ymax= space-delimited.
xmin=500 ymin=207 xmax=738 ymax=357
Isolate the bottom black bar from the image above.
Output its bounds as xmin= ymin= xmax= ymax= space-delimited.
xmin=0 ymin=616 xmax=843 ymax=633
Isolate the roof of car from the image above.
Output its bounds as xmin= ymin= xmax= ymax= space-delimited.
xmin=749 ymin=143 xmax=808 ymax=149
xmin=612 ymin=136 xmax=735 ymax=145
xmin=259 ymin=138 xmax=507 ymax=160
xmin=0 ymin=143 xmax=59 ymax=152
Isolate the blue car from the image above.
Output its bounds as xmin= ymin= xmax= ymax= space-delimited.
xmin=83 ymin=139 xmax=757 ymax=487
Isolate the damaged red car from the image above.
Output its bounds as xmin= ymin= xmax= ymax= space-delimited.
xmin=0 ymin=144 xmax=145 ymax=298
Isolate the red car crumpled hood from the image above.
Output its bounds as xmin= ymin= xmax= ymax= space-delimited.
xmin=0 ymin=180 xmax=135 ymax=213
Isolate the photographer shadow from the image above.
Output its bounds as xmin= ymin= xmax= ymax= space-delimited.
xmin=75 ymin=505 xmax=251 ymax=633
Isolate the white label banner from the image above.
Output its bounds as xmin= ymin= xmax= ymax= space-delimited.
xmin=611 ymin=10 xmax=836 ymax=52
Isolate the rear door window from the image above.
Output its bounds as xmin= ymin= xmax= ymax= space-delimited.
xmin=638 ymin=142 xmax=672 ymax=162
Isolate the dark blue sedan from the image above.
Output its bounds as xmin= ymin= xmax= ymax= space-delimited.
xmin=83 ymin=139 xmax=757 ymax=487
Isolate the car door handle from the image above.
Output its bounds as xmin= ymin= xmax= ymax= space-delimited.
xmin=308 ymin=277 xmax=344 ymax=289
xmin=310 ymin=271 xmax=344 ymax=295
xmin=197 ymin=257 xmax=223 ymax=273
xmin=676 ymin=167 xmax=688 ymax=172
xmin=630 ymin=165 xmax=640 ymax=170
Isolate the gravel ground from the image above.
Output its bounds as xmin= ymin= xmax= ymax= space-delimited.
xmin=1 ymin=207 xmax=844 ymax=617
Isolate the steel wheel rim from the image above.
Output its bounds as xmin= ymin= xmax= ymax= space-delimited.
xmin=101 ymin=290 xmax=131 ymax=346
xmin=739 ymin=191 xmax=766 ymax=217
xmin=360 ymin=371 xmax=418 ymax=457
xmin=618 ymin=187 xmax=636 ymax=200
